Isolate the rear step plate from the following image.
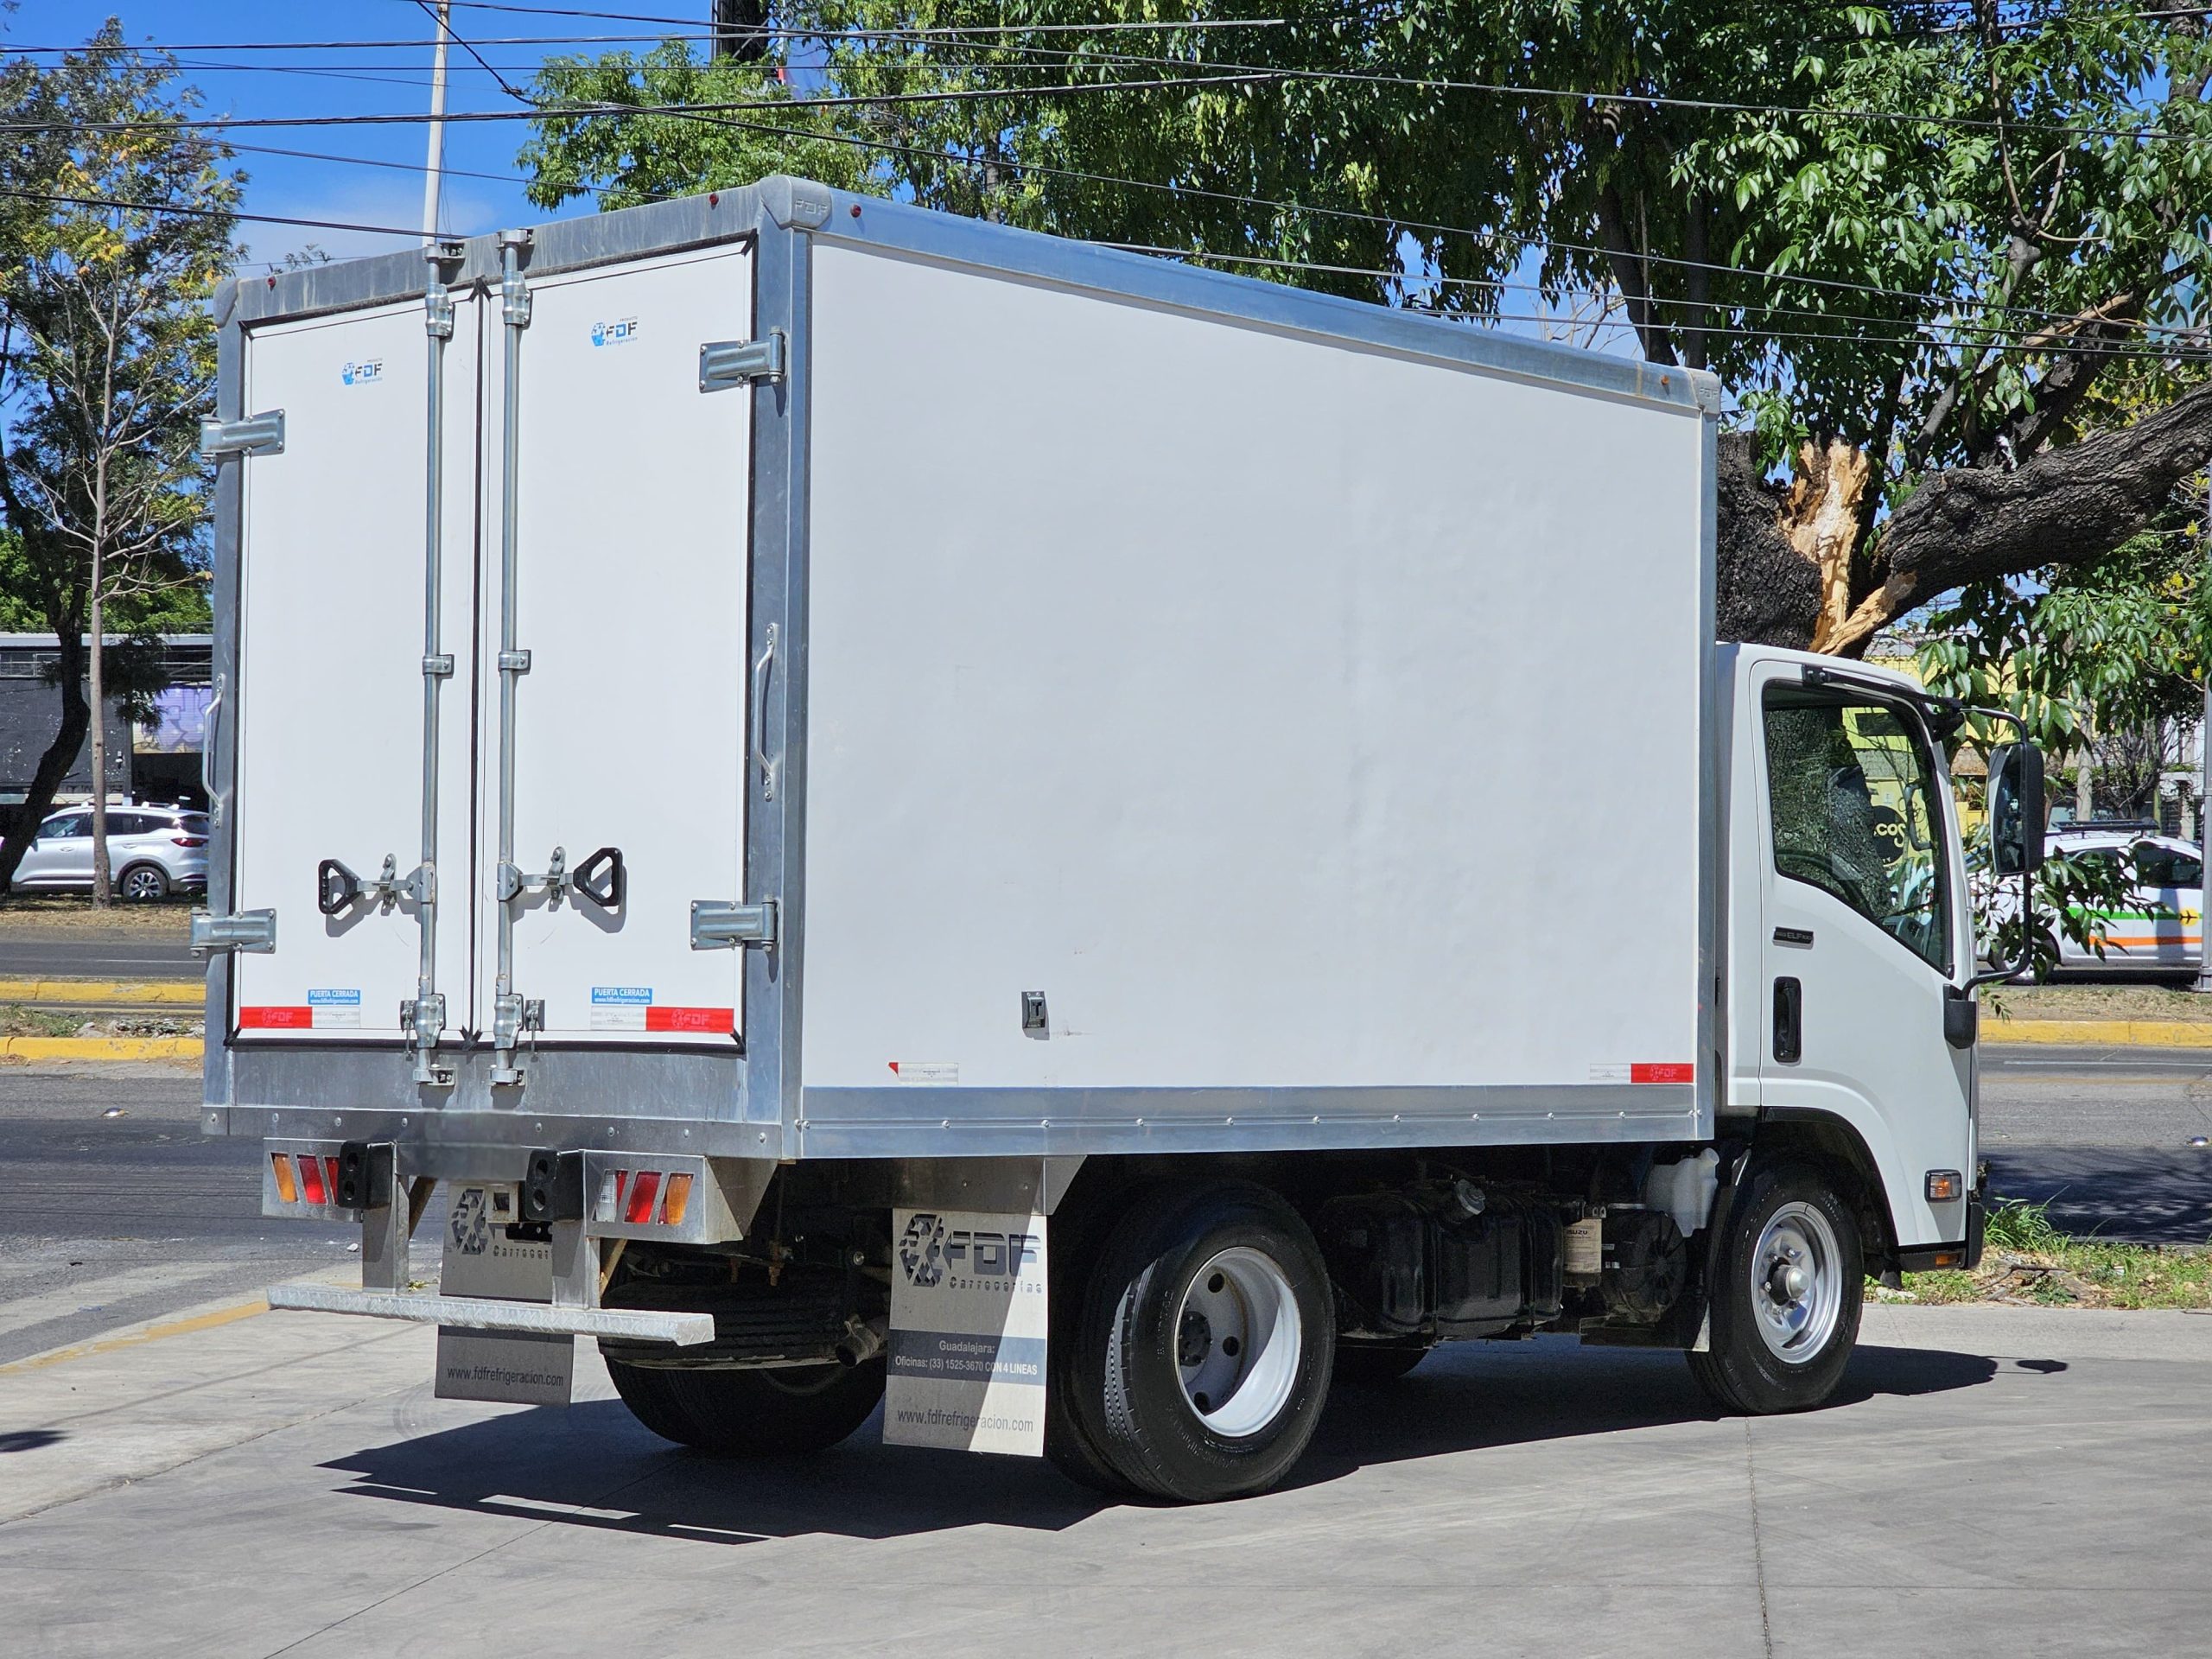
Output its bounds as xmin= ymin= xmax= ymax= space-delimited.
xmin=266 ymin=1283 xmax=714 ymax=1344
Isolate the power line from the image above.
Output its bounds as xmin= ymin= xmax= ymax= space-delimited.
xmin=10 ymin=174 xmax=2204 ymax=362
xmin=10 ymin=41 xmax=2196 ymax=337
xmin=404 ymin=3 xmax=1291 ymax=36
xmin=625 ymin=97 xmax=2180 ymax=338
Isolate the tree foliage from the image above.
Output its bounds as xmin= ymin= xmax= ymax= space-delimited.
xmin=521 ymin=4 xmax=2212 ymax=647
xmin=0 ymin=25 xmax=235 ymax=893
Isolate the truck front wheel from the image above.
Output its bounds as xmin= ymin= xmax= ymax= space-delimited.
xmin=604 ymin=1357 xmax=886 ymax=1457
xmin=1688 ymin=1160 xmax=1862 ymax=1414
xmin=1052 ymin=1181 xmax=1333 ymax=1503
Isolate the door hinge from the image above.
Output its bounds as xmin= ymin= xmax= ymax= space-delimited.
xmin=192 ymin=908 xmax=276 ymax=955
xmin=200 ymin=410 xmax=286 ymax=459
xmin=690 ymin=899 xmax=776 ymax=950
xmin=698 ymin=332 xmax=785 ymax=392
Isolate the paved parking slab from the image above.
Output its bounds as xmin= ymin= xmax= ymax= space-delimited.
xmin=2 ymin=1297 xmax=2207 ymax=1658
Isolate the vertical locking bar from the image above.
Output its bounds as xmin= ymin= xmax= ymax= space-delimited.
xmin=413 ymin=250 xmax=461 ymax=1086
xmin=492 ymin=229 xmax=532 ymax=1086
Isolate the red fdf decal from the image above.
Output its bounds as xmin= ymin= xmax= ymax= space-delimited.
xmin=1630 ymin=1062 xmax=1695 ymax=1084
xmin=645 ymin=1006 xmax=734 ymax=1033
xmin=240 ymin=1006 xmax=313 ymax=1029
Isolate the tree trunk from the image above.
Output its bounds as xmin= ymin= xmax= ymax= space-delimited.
xmin=89 ymin=593 xmax=111 ymax=905
xmin=1715 ymin=382 xmax=2212 ymax=652
xmin=0 ymin=637 xmax=92 ymax=894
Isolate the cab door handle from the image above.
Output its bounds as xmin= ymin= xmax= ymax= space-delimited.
xmin=1773 ymin=976 xmax=1802 ymax=1064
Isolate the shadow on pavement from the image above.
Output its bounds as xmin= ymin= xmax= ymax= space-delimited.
xmin=0 ymin=1429 xmax=65 ymax=1454
xmin=1984 ymin=1147 xmax=2212 ymax=1244
xmin=322 ymin=1336 xmax=1999 ymax=1541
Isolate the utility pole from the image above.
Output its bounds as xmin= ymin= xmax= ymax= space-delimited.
xmin=421 ymin=1 xmax=452 ymax=245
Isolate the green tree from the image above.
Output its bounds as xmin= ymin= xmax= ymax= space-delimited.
xmin=0 ymin=24 xmax=235 ymax=898
xmin=519 ymin=1 xmax=2212 ymax=664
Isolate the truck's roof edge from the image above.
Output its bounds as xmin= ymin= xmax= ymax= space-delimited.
xmin=216 ymin=174 xmax=1719 ymax=419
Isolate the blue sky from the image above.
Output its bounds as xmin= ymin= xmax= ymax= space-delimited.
xmin=22 ymin=2 xmax=626 ymax=266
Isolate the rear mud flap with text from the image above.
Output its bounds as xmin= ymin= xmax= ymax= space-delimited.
xmin=885 ymin=1208 xmax=1047 ymax=1457
xmin=434 ymin=1185 xmax=575 ymax=1406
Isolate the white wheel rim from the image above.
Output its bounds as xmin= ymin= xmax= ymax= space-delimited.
xmin=1173 ymin=1246 xmax=1302 ymax=1438
xmin=124 ymin=870 xmax=160 ymax=899
xmin=1751 ymin=1201 xmax=1843 ymax=1365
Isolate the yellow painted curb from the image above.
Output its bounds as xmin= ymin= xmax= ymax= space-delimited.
xmin=0 ymin=976 xmax=200 ymax=1005
xmin=0 ymin=1034 xmax=201 ymax=1061
xmin=1981 ymin=1019 xmax=2212 ymax=1046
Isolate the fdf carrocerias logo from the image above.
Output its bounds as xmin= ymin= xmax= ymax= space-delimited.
xmin=449 ymin=1186 xmax=490 ymax=1256
xmin=899 ymin=1211 xmax=948 ymax=1287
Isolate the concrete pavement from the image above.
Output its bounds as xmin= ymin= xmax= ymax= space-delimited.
xmin=1 ymin=1294 xmax=2208 ymax=1656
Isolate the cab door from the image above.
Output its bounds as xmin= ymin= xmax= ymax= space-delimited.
xmin=1753 ymin=662 xmax=1974 ymax=1249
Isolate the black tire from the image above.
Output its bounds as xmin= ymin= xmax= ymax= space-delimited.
xmin=1332 ymin=1341 xmax=1429 ymax=1387
xmin=1688 ymin=1160 xmax=1863 ymax=1414
xmin=1058 ymin=1181 xmax=1333 ymax=1503
xmin=118 ymin=863 xmax=170 ymax=902
xmin=604 ymin=1356 xmax=885 ymax=1457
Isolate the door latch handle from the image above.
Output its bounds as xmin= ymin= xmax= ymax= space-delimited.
xmin=572 ymin=846 xmax=624 ymax=910
xmin=318 ymin=859 xmax=363 ymax=916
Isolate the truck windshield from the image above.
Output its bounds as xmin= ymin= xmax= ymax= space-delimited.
xmin=1764 ymin=688 xmax=1951 ymax=975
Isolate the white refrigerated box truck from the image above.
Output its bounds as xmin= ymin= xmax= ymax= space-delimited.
xmin=198 ymin=175 xmax=2033 ymax=1502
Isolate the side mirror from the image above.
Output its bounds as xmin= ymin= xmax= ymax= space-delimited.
xmin=1988 ymin=742 xmax=2045 ymax=876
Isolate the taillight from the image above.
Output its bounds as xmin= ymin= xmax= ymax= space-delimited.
xmin=270 ymin=1152 xmax=299 ymax=1205
xmin=661 ymin=1172 xmax=694 ymax=1227
xmin=170 ymin=834 xmax=207 ymax=847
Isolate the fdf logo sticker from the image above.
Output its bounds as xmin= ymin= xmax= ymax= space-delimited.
xmin=899 ymin=1211 xmax=1039 ymax=1287
xmin=340 ymin=358 xmax=384 ymax=386
xmin=590 ymin=317 xmax=639 ymax=346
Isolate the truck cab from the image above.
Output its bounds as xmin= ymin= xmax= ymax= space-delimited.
xmin=1723 ymin=646 xmax=1983 ymax=1267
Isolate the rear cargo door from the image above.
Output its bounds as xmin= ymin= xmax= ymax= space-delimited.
xmin=487 ymin=245 xmax=753 ymax=1045
xmin=230 ymin=296 xmax=482 ymax=1041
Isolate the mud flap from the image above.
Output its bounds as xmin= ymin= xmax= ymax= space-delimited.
xmin=883 ymin=1208 xmax=1048 ymax=1456
xmin=433 ymin=1184 xmax=575 ymax=1405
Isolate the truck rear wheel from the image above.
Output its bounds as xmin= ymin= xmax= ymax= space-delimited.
xmin=1053 ymin=1181 xmax=1333 ymax=1503
xmin=605 ymin=1357 xmax=886 ymax=1457
xmin=1688 ymin=1160 xmax=1862 ymax=1414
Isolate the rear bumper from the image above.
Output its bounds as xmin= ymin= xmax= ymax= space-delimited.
xmin=266 ymin=1282 xmax=714 ymax=1344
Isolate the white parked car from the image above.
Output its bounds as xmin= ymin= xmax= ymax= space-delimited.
xmin=7 ymin=804 xmax=210 ymax=900
xmin=2037 ymin=825 xmax=2202 ymax=976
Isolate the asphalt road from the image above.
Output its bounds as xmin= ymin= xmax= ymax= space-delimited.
xmin=0 ymin=930 xmax=201 ymax=979
xmin=0 ymin=1071 xmax=355 ymax=1367
xmin=1979 ymin=1045 xmax=2212 ymax=1242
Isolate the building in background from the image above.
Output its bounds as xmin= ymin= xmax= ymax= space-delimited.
xmin=0 ymin=634 xmax=212 ymax=810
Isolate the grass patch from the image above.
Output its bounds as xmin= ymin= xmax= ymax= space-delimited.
xmin=0 ymin=1004 xmax=86 ymax=1038
xmin=1874 ymin=1198 xmax=2212 ymax=1311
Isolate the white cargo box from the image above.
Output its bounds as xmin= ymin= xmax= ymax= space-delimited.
xmin=201 ymin=175 xmax=1718 ymax=1164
